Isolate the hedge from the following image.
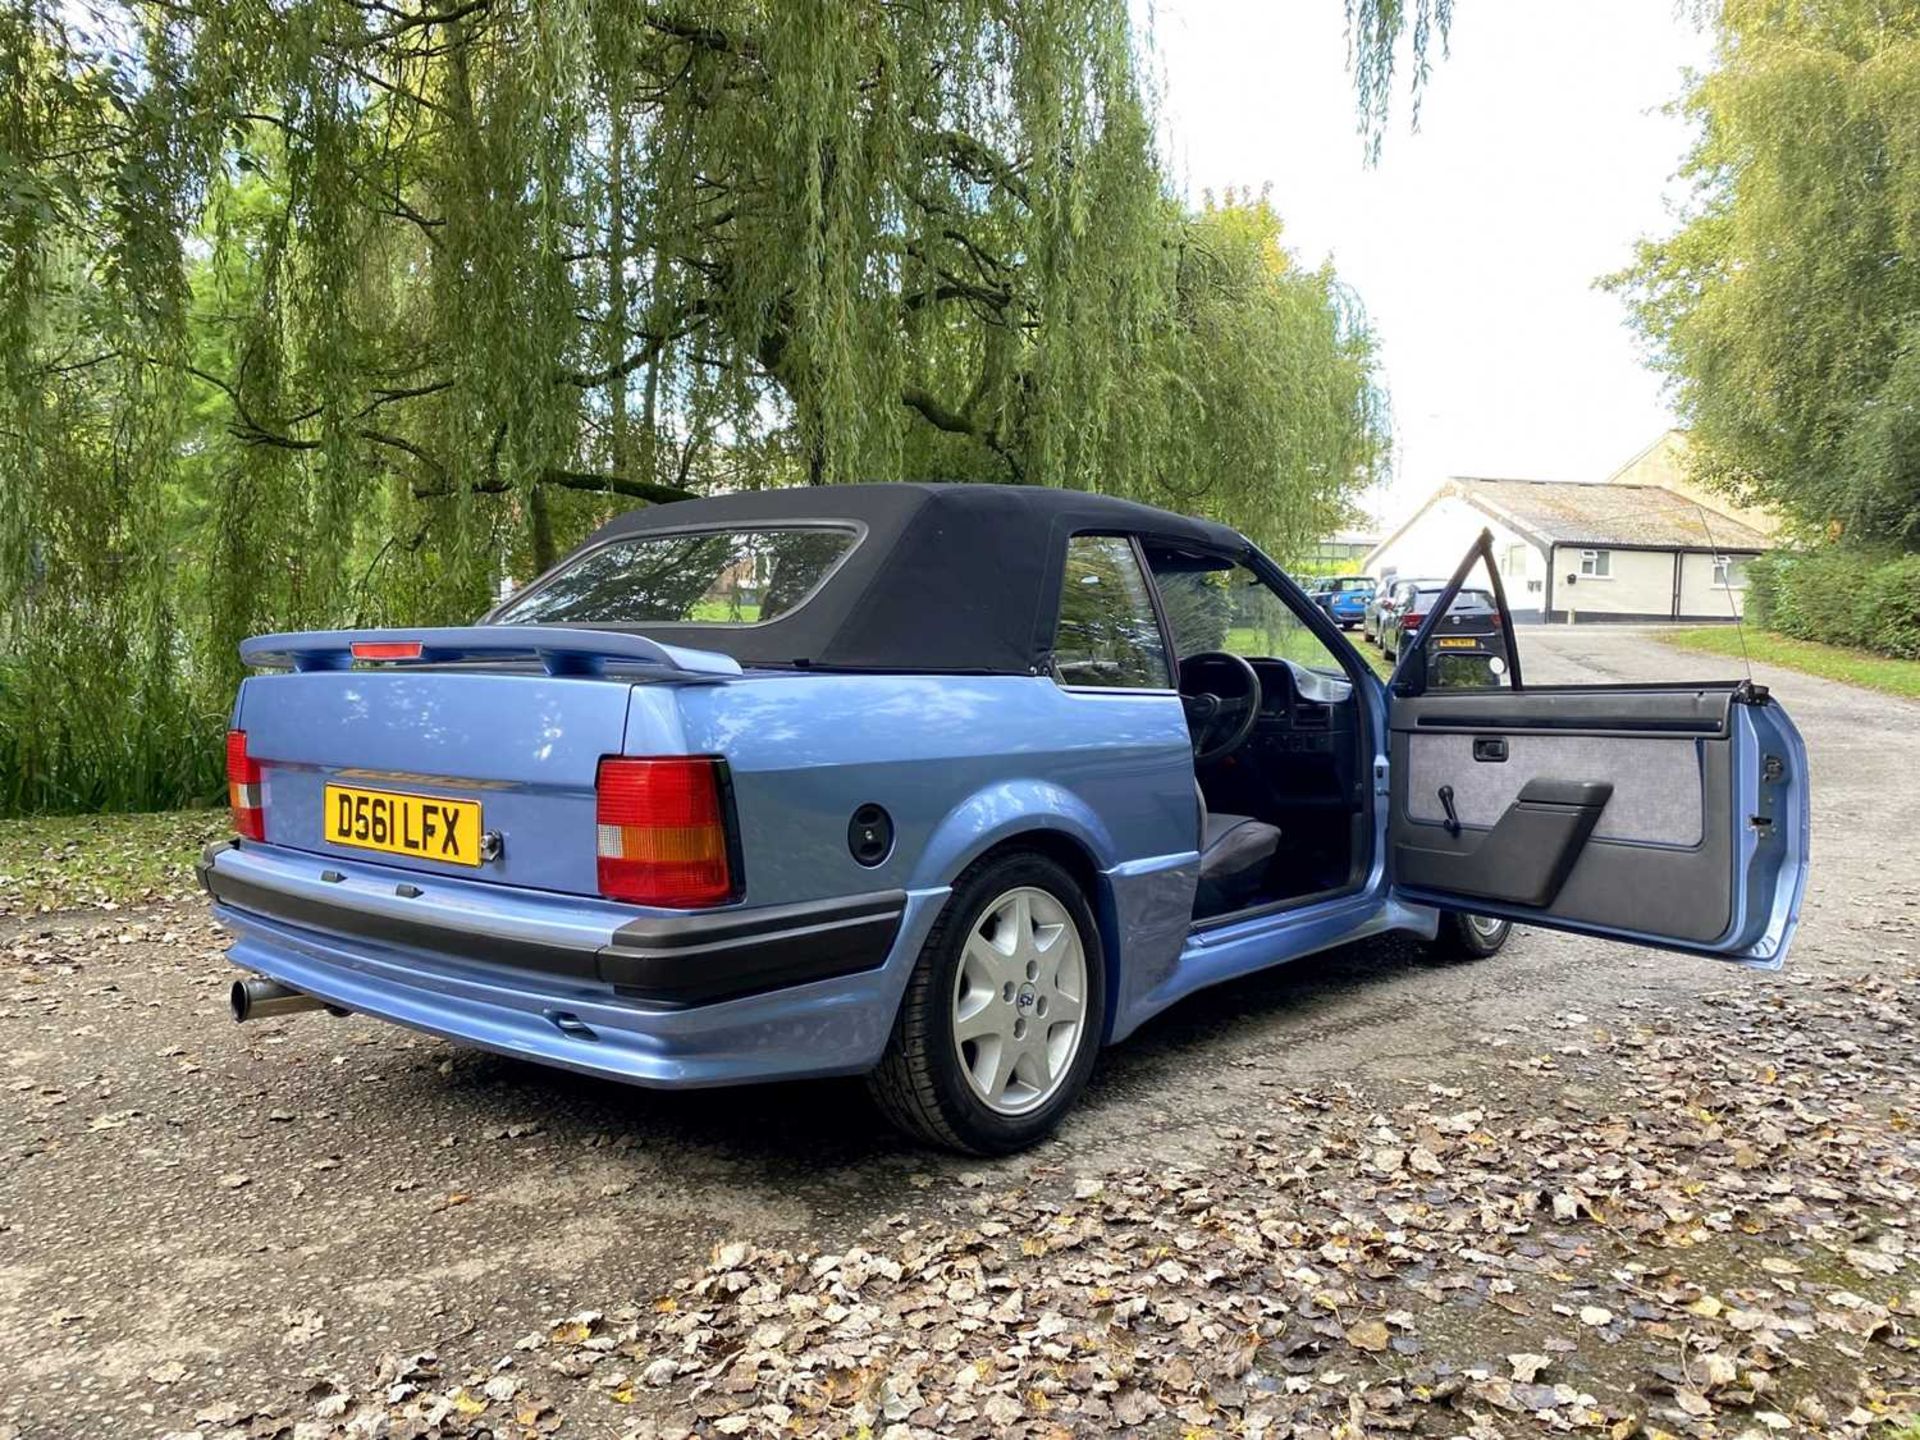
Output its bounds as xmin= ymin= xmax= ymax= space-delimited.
xmin=1749 ymin=548 xmax=1920 ymax=659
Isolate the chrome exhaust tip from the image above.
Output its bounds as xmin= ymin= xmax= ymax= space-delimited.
xmin=231 ymin=976 xmax=334 ymax=1022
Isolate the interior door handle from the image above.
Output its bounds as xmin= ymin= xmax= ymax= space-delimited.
xmin=1472 ymin=737 xmax=1509 ymax=763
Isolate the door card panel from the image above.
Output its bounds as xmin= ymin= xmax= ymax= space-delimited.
xmin=1390 ymin=728 xmax=1737 ymax=945
xmin=1405 ymin=732 xmax=1704 ymax=846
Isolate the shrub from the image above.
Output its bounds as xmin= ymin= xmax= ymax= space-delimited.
xmin=1749 ymin=549 xmax=1920 ymax=659
xmin=0 ymin=656 xmax=226 ymax=816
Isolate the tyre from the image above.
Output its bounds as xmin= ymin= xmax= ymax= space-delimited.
xmin=867 ymin=851 xmax=1105 ymax=1154
xmin=1424 ymin=910 xmax=1512 ymax=961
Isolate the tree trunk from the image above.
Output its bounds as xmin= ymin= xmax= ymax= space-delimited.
xmin=529 ymin=482 xmax=556 ymax=573
xmin=607 ymin=104 xmax=631 ymax=477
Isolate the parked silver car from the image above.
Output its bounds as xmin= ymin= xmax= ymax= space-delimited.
xmin=1364 ymin=575 xmax=1441 ymax=646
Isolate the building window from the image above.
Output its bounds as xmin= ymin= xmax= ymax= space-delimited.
xmin=1578 ymin=549 xmax=1612 ymax=578
xmin=1052 ymin=536 xmax=1171 ymax=689
xmin=1712 ymin=555 xmax=1749 ymax=589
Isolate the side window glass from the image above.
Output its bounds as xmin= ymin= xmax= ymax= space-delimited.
xmin=1398 ymin=550 xmax=1518 ymax=691
xmin=1052 ymin=536 xmax=1171 ymax=688
xmin=1149 ymin=551 xmax=1346 ymax=676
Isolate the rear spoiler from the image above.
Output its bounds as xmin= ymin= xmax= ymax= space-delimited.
xmin=238 ymin=626 xmax=743 ymax=680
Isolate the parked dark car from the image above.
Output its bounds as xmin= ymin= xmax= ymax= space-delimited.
xmin=1364 ymin=576 xmax=1440 ymax=646
xmin=1380 ymin=584 xmax=1501 ymax=663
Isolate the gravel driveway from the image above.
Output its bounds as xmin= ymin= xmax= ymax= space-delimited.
xmin=3 ymin=627 xmax=1915 ymax=1439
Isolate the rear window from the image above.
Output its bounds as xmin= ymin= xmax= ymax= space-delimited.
xmin=494 ymin=526 xmax=858 ymax=627
xmin=1414 ymin=587 xmax=1495 ymax=609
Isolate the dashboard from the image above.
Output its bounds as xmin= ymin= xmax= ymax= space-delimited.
xmin=1216 ymin=659 xmax=1360 ymax=809
xmin=1252 ymin=660 xmax=1351 ymax=749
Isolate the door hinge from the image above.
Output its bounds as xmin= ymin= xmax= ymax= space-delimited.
xmin=1373 ymin=758 xmax=1390 ymax=795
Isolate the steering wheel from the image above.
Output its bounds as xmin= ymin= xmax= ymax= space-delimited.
xmin=1179 ymin=651 xmax=1262 ymax=765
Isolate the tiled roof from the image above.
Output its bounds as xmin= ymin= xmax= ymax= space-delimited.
xmin=1451 ymin=478 xmax=1771 ymax=551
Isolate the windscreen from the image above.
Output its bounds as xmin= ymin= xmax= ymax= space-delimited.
xmin=494 ymin=526 xmax=858 ymax=627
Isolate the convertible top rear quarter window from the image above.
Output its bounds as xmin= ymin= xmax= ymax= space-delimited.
xmin=1053 ymin=536 xmax=1171 ymax=688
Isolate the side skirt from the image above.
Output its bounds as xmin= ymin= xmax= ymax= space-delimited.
xmin=1106 ymin=890 xmax=1434 ymax=1043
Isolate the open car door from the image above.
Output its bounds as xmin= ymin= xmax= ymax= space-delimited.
xmin=1384 ymin=532 xmax=1809 ymax=967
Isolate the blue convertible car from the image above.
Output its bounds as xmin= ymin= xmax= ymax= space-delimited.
xmin=202 ymin=485 xmax=1809 ymax=1153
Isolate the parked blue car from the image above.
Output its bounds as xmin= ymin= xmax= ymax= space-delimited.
xmin=201 ymin=485 xmax=1810 ymax=1153
xmin=1315 ymin=575 xmax=1375 ymax=629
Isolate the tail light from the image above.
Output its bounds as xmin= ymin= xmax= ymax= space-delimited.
xmin=1401 ymin=612 xmax=1425 ymax=630
xmin=226 ymin=729 xmax=265 ymax=840
xmin=596 ymin=757 xmax=735 ymax=907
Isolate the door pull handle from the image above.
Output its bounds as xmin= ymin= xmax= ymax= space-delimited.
xmin=1438 ymin=784 xmax=1461 ymax=836
xmin=1472 ymin=737 xmax=1508 ymax=762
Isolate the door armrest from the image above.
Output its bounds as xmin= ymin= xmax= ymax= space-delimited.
xmin=1516 ymin=779 xmax=1614 ymax=809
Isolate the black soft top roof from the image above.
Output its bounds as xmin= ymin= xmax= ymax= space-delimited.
xmin=541 ymin=482 xmax=1248 ymax=674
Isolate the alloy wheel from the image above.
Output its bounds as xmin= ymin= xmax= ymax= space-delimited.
xmin=950 ymin=886 xmax=1089 ymax=1116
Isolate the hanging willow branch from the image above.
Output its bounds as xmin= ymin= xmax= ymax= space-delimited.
xmin=0 ymin=0 xmax=1415 ymax=814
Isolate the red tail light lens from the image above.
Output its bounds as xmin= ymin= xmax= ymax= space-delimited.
xmin=595 ymin=757 xmax=734 ymax=907
xmin=351 ymin=641 xmax=424 ymax=661
xmin=1401 ymin=612 xmax=1424 ymax=630
xmin=226 ymin=729 xmax=265 ymax=840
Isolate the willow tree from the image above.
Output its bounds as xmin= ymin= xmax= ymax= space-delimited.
xmin=0 ymin=1 xmax=1430 ymax=812
xmin=1609 ymin=0 xmax=1920 ymax=546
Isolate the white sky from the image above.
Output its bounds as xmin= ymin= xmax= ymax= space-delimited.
xmin=1151 ymin=0 xmax=1713 ymax=529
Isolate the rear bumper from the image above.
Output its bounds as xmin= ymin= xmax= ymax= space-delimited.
xmin=198 ymin=841 xmax=944 ymax=1088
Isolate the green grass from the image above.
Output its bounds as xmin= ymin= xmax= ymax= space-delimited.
xmin=1225 ymin=624 xmax=1393 ymax=679
xmin=1661 ymin=626 xmax=1920 ymax=700
xmin=688 ymin=600 xmax=761 ymax=623
xmin=0 ymin=809 xmax=226 ymax=915
xmin=1354 ymin=637 xmax=1393 ymax=680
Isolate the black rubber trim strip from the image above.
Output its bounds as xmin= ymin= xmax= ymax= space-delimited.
xmin=201 ymin=853 xmax=601 ymax=979
xmin=1414 ymin=714 xmax=1723 ymax=733
xmin=200 ymin=845 xmax=905 ymax=1008
xmin=197 ymin=838 xmax=238 ymax=891
xmin=600 ymin=890 xmax=906 ymax=1006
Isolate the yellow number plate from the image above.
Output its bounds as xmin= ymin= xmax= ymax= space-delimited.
xmin=1436 ymin=636 xmax=1480 ymax=648
xmin=324 ymin=785 xmax=483 ymax=867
